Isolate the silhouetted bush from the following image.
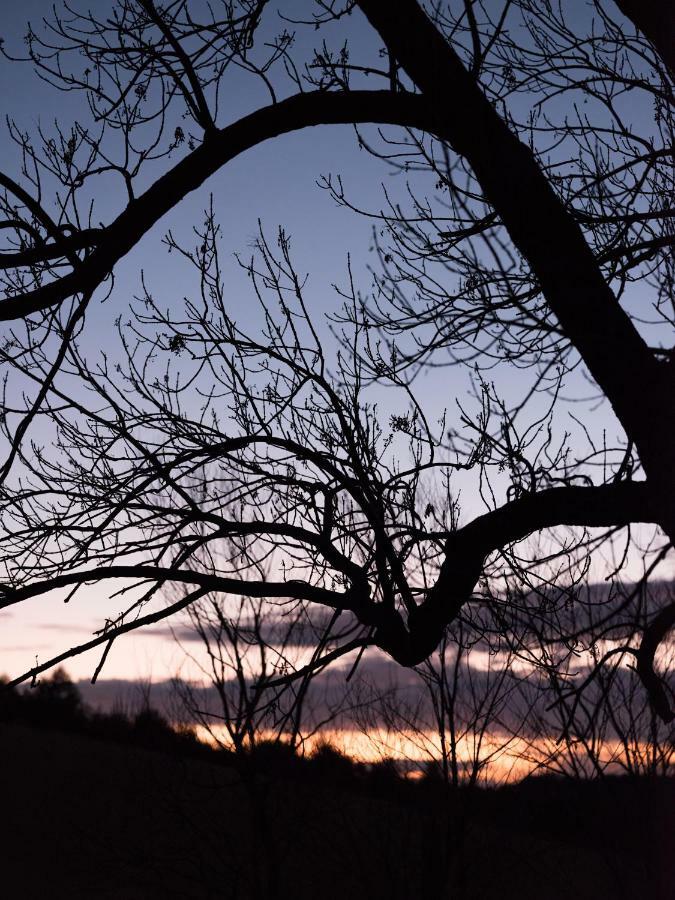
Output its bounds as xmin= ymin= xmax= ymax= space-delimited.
xmin=0 ymin=677 xmax=20 ymax=722
xmin=0 ymin=670 xmax=212 ymax=762
xmin=1 ymin=668 xmax=86 ymax=730
xmin=308 ymin=740 xmax=356 ymax=779
xmin=246 ymin=738 xmax=303 ymax=775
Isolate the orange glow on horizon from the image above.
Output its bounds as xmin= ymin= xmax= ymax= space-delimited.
xmin=190 ymin=724 xmax=662 ymax=784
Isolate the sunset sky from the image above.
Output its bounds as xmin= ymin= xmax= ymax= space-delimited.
xmin=1 ymin=0 xmax=671 ymax=700
xmin=1 ymin=12 xmax=672 ymax=900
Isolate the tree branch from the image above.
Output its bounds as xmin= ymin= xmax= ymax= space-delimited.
xmin=379 ymin=481 xmax=658 ymax=666
xmin=0 ymin=564 xmax=359 ymax=615
xmin=0 ymin=228 xmax=103 ymax=269
xmin=614 ymin=0 xmax=675 ymax=76
xmin=355 ymin=0 xmax=670 ymax=486
xmin=0 ymin=90 xmax=436 ymax=320
xmin=636 ymin=600 xmax=675 ymax=723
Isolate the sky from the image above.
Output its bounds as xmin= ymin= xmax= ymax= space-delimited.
xmin=0 ymin=0 xmax=671 ymax=702
xmin=0 ymin=0 xmax=392 ymax=683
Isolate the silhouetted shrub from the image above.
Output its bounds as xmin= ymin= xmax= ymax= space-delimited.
xmin=0 ymin=670 xmax=213 ymax=762
xmin=246 ymin=738 xmax=302 ymax=775
xmin=1 ymin=668 xmax=86 ymax=731
xmin=309 ymin=740 xmax=355 ymax=779
xmin=133 ymin=706 xmax=173 ymax=743
xmin=89 ymin=710 xmax=134 ymax=743
xmin=0 ymin=677 xmax=20 ymax=722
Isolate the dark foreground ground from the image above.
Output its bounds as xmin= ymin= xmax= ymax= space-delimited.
xmin=0 ymin=719 xmax=672 ymax=900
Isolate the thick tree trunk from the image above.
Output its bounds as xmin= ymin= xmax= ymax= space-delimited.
xmin=615 ymin=0 xmax=675 ymax=76
xmin=356 ymin=0 xmax=674 ymax=524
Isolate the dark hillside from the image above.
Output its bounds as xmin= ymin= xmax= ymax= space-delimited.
xmin=0 ymin=717 xmax=672 ymax=900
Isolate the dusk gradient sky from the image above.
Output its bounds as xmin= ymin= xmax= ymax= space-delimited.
xmin=1 ymin=0 xmax=671 ymax=692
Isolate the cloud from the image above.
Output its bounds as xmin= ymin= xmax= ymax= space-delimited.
xmin=37 ymin=622 xmax=94 ymax=633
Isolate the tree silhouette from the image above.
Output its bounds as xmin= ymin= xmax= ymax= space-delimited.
xmin=0 ymin=1 xmax=673 ymax=723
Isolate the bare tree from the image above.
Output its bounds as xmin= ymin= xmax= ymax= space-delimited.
xmin=509 ymin=578 xmax=675 ymax=779
xmin=171 ymin=577 xmax=358 ymax=755
xmin=0 ymin=1 xmax=673 ymax=728
xmin=348 ymin=623 xmax=532 ymax=896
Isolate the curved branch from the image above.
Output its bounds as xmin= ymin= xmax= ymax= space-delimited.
xmin=453 ymin=481 xmax=658 ymax=555
xmin=614 ymin=0 xmax=675 ymax=76
xmin=356 ymin=0 xmax=670 ymax=483
xmin=0 ymin=564 xmax=357 ymax=614
xmin=380 ymin=481 xmax=658 ymax=666
xmin=636 ymin=600 xmax=675 ymax=723
xmin=0 ymin=228 xmax=103 ymax=269
xmin=7 ymin=587 xmax=209 ymax=689
xmin=260 ymin=637 xmax=369 ymax=690
xmin=0 ymin=89 xmax=436 ymax=320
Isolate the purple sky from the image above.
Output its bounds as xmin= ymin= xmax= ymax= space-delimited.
xmin=1 ymin=1 xmax=671 ymax=688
